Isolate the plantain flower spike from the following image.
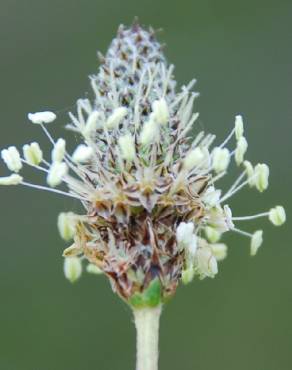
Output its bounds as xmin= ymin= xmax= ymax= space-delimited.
xmin=0 ymin=23 xmax=286 ymax=308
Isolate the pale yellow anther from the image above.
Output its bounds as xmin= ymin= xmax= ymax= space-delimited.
xmin=105 ymin=107 xmax=127 ymax=129
xmin=210 ymin=243 xmax=228 ymax=261
xmin=235 ymin=115 xmax=244 ymax=140
xmin=52 ymin=138 xmax=66 ymax=163
xmin=47 ymin=162 xmax=68 ymax=187
xmin=152 ymin=98 xmax=169 ymax=125
xmin=205 ymin=226 xmax=221 ymax=243
xmin=118 ymin=134 xmax=136 ymax=161
xmin=243 ymin=160 xmax=255 ymax=187
xmin=23 ymin=142 xmax=43 ymax=165
xmin=195 ymin=247 xmax=218 ymax=278
xmin=269 ymin=206 xmax=286 ymax=226
xmin=72 ymin=144 xmax=94 ymax=163
xmin=254 ymin=163 xmax=269 ymax=192
xmin=28 ymin=111 xmax=56 ymax=124
xmin=235 ymin=136 xmax=248 ymax=165
xmin=64 ymin=257 xmax=82 ymax=283
xmin=250 ymin=230 xmax=263 ymax=256
xmin=0 ymin=174 xmax=23 ymax=185
xmin=83 ymin=111 xmax=100 ymax=137
xmin=212 ymin=147 xmax=230 ymax=173
xmin=1 ymin=146 xmax=22 ymax=172
xmin=181 ymin=266 xmax=195 ymax=285
xmin=57 ymin=212 xmax=76 ymax=241
xmin=184 ymin=148 xmax=204 ymax=171
xmin=86 ymin=264 xmax=103 ymax=275
xmin=139 ymin=117 xmax=159 ymax=146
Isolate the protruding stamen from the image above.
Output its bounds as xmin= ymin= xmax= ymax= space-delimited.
xmin=152 ymin=98 xmax=169 ymax=125
xmin=82 ymin=111 xmax=100 ymax=137
xmin=52 ymin=138 xmax=66 ymax=162
xmin=1 ymin=146 xmax=22 ymax=172
xmin=181 ymin=266 xmax=195 ymax=284
xmin=58 ymin=212 xmax=76 ymax=241
xmin=235 ymin=115 xmax=244 ymax=140
xmin=176 ymin=222 xmax=193 ymax=245
xmin=243 ymin=161 xmax=255 ymax=187
xmin=139 ymin=117 xmax=159 ymax=146
xmin=235 ymin=136 xmax=248 ymax=165
xmin=203 ymin=186 xmax=221 ymax=208
xmin=105 ymin=107 xmax=127 ymax=129
xmin=47 ymin=162 xmax=68 ymax=187
xmin=205 ymin=226 xmax=221 ymax=243
xmin=28 ymin=111 xmax=56 ymax=124
xmin=183 ymin=148 xmax=204 ymax=171
xmin=269 ymin=206 xmax=286 ymax=226
xmin=254 ymin=163 xmax=269 ymax=192
xmin=195 ymin=247 xmax=218 ymax=278
xmin=72 ymin=145 xmax=94 ymax=163
xmin=23 ymin=142 xmax=43 ymax=166
xmin=250 ymin=230 xmax=263 ymax=256
xmin=118 ymin=134 xmax=136 ymax=162
xmin=0 ymin=174 xmax=23 ymax=185
xmin=212 ymin=147 xmax=230 ymax=173
xmin=86 ymin=264 xmax=103 ymax=274
xmin=210 ymin=243 xmax=227 ymax=261
xmin=64 ymin=257 xmax=82 ymax=283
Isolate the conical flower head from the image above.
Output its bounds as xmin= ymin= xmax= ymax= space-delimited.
xmin=0 ymin=23 xmax=285 ymax=308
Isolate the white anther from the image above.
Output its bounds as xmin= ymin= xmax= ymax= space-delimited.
xmin=203 ymin=186 xmax=221 ymax=208
xmin=152 ymin=98 xmax=169 ymax=125
xmin=176 ymin=222 xmax=194 ymax=247
xmin=83 ymin=111 xmax=100 ymax=137
xmin=181 ymin=266 xmax=195 ymax=285
xmin=205 ymin=226 xmax=221 ymax=243
xmin=139 ymin=117 xmax=159 ymax=146
xmin=105 ymin=107 xmax=127 ymax=129
xmin=210 ymin=243 xmax=228 ymax=261
xmin=235 ymin=115 xmax=244 ymax=140
xmin=52 ymin=138 xmax=66 ymax=162
xmin=118 ymin=134 xmax=136 ymax=161
xmin=250 ymin=230 xmax=263 ymax=256
xmin=235 ymin=136 xmax=248 ymax=165
xmin=243 ymin=160 xmax=255 ymax=187
xmin=212 ymin=147 xmax=230 ymax=173
xmin=0 ymin=174 xmax=23 ymax=185
xmin=254 ymin=163 xmax=269 ymax=192
xmin=86 ymin=264 xmax=103 ymax=275
xmin=184 ymin=147 xmax=204 ymax=170
xmin=23 ymin=142 xmax=43 ymax=165
xmin=72 ymin=144 xmax=94 ymax=163
xmin=269 ymin=206 xmax=286 ymax=226
xmin=64 ymin=257 xmax=82 ymax=283
xmin=47 ymin=162 xmax=68 ymax=187
xmin=195 ymin=247 xmax=218 ymax=278
xmin=1 ymin=146 xmax=22 ymax=172
xmin=28 ymin=111 xmax=56 ymax=124
xmin=58 ymin=212 xmax=76 ymax=241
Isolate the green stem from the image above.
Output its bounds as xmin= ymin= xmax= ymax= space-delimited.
xmin=134 ymin=305 xmax=162 ymax=370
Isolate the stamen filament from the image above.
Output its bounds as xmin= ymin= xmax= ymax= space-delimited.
xmin=232 ymin=227 xmax=253 ymax=238
xmin=40 ymin=123 xmax=55 ymax=145
xmin=219 ymin=127 xmax=235 ymax=149
xmin=21 ymin=181 xmax=86 ymax=201
xmin=232 ymin=212 xmax=269 ymax=221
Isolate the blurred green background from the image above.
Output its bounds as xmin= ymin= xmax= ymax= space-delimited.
xmin=0 ymin=0 xmax=291 ymax=369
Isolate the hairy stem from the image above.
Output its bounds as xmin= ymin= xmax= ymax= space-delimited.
xmin=134 ymin=305 xmax=162 ymax=370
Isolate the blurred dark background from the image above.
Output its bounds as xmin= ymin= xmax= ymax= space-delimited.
xmin=0 ymin=0 xmax=291 ymax=369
